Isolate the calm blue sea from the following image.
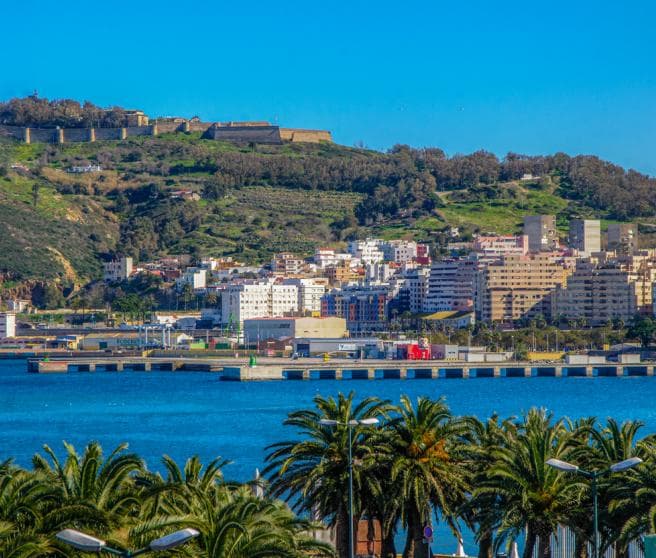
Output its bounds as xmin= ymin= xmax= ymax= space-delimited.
xmin=2 ymin=359 xmax=655 ymax=553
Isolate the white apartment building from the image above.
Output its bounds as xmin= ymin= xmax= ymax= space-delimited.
xmin=365 ymin=262 xmax=395 ymax=284
xmin=313 ymin=249 xmax=353 ymax=269
xmin=103 ymin=257 xmax=133 ymax=282
xmin=282 ymin=278 xmax=327 ymax=314
xmin=221 ymin=280 xmax=299 ymax=325
xmin=423 ymin=259 xmax=478 ymax=312
xmin=176 ymin=268 xmax=207 ymax=290
xmin=348 ymin=239 xmax=384 ymax=265
xmin=402 ymin=267 xmax=430 ymax=313
xmin=381 ymin=240 xmax=418 ymax=263
xmin=0 ymin=312 xmax=16 ymax=338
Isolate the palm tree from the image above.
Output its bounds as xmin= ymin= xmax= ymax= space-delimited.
xmin=0 ymin=461 xmax=57 ymax=557
xmin=137 ymin=454 xmax=230 ymax=520
xmin=384 ymin=395 xmax=468 ymax=558
xmin=479 ymin=409 xmax=581 ymax=558
xmin=572 ymin=419 xmax=648 ymax=558
xmin=135 ymin=483 xmax=333 ymax=558
xmin=32 ymin=441 xmax=144 ymax=536
xmin=610 ymin=439 xmax=656 ymax=546
xmin=459 ymin=414 xmax=517 ymax=558
xmin=264 ymin=392 xmax=391 ymax=558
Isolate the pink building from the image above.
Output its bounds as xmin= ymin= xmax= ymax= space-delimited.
xmin=472 ymin=235 xmax=529 ymax=259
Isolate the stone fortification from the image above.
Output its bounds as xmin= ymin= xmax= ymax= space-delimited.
xmin=0 ymin=118 xmax=332 ymax=145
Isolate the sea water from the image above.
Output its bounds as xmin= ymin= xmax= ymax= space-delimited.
xmin=2 ymin=359 xmax=655 ymax=553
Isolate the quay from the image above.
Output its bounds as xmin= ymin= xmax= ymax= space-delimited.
xmin=26 ymin=357 xmax=656 ymax=380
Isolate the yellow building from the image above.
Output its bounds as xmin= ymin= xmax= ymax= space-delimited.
xmin=476 ymin=255 xmax=570 ymax=323
xmin=553 ymin=258 xmax=656 ymax=325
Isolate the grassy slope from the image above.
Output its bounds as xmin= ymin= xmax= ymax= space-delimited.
xmin=1 ymin=134 xmax=654 ymax=282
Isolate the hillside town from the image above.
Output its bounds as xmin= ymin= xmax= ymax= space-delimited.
xmin=3 ymin=215 xmax=652 ymax=361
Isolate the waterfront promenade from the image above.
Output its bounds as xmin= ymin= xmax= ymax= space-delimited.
xmin=26 ymin=356 xmax=656 ymax=380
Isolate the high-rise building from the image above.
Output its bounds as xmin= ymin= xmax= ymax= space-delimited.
xmin=607 ymin=223 xmax=638 ymax=254
xmin=282 ymin=278 xmax=327 ymax=314
xmin=321 ymin=286 xmax=390 ymax=333
xmin=523 ymin=215 xmax=559 ymax=253
xmin=221 ymin=280 xmax=299 ymax=325
xmin=569 ymin=219 xmax=601 ymax=256
xmin=554 ymin=260 xmax=656 ymax=325
xmin=476 ymin=254 xmax=570 ymax=323
xmin=423 ymin=259 xmax=478 ymax=312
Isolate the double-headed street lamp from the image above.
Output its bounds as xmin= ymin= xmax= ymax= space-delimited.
xmin=56 ymin=528 xmax=199 ymax=557
xmin=320 ymin=417 xmax=380 ymax=558
xmin=546 ymin=457 xmax=643 ymax=558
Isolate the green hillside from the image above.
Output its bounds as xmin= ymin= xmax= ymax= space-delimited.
xmin=1 ymin=131 xmax=655 ymax=286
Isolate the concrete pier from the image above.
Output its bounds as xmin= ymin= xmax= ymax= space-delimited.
xmin=26 ymin=357 xmax=656 ymax=382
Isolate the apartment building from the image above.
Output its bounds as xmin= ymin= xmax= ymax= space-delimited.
xmin=553 ymin=259 xmax=656 ymax=325
xmin=423 ymin=259 xmax=478 ymax=313
xmin=0 ymin=312 xmax=16 ymax=338
xmin=103 ymin=257 xmax=133 ymax=282
xmin=472 ymin=235 xmax=529 ymax=259
xmin=321 ymin=286 xmax=390 ymax=332
xmin=271 ymin=252 xmax=306 ymax=275
xmin=476 ymin=254 xmax=570 ymax=323
xmin=569 ymin=219 xmax=601 ymax=256
xmin=313 ymin=249 xmax=353 ymax=269
xmin=607 ymin=223 xmax=638 ymax=254
xmin=176 ymin=268 xmax=207 ymax=290
xmin=324 ymin=262 xmax=361 ymax=285
xmin=348 ymin=239 xmax=384 ymax=265
xmin=402 ymin=267 xmax=430 ymax=314
xmin=221 ymin=280 xmax=299 ymax=325
xmin=282 ymin=278 xmax=327 ymax=314
xmin=523 ymin=215 xmax=559 ymax=253
xmin=380 ymin=240 xmax=418 ymax=263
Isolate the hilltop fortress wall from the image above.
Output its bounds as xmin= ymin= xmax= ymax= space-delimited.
xmin=0 ymin=120 xmax=332 ymax=145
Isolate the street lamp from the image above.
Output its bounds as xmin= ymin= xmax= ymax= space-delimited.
xmin=56 ymin=528 xmax=199 ymax=557
xmin=546 ymin=457 xmax=643 ymax=558
xmin=319 ymin=417 xmax=380 ymax=558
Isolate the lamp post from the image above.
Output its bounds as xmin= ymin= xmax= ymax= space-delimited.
xmin=56 ymin=528 xmax=199 ymax=557
xmin=546 ymin=457 xmax=642 ymax=558
xmin=320 ymin=417 xmax=380 ymax=558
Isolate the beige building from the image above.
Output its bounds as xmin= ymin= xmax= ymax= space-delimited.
xmin=243 ymin=317 xmax=347 ymax=343
xmin=607 ymin=223 xmax=638 ymax=254
xmin=554 ymin=259 xmax=656 ymax=325
xmin=103 ymin=257 xmax=133 ymax=282
xmin=476 ymin=255 xmax=570 ymax=323
xmin=569 ymin=219 xmax=601 ymax=256
xmin=523 ymin=215 xmax=559 ymax=253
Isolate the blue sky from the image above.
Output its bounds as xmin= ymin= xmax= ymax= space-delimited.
xmin=3 ymin=0 xmax=655 ymax=173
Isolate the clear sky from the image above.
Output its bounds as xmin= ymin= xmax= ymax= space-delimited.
xmin=3 ymin=0 xmax=655 ymax=174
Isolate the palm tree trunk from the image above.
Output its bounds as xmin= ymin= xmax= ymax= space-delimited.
xmin=537 ymin=530 xmax=552 ymax=558
xmin=523 ymin=526 xmax=537 ymax=558
xmin=382 ymin=528 xmax=397 ymax=558
xmin=335 ymin=510 xmax=350 ymax=558
xmin=403 ymin=509 xmax=429 ymax=558
xmin=478 ymin=530 xmax=494 ymax=558
xmin=574 ymin=535 xmax=589 ymax=558
xmin=614 ymin=541 xmax=629 ymax=558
